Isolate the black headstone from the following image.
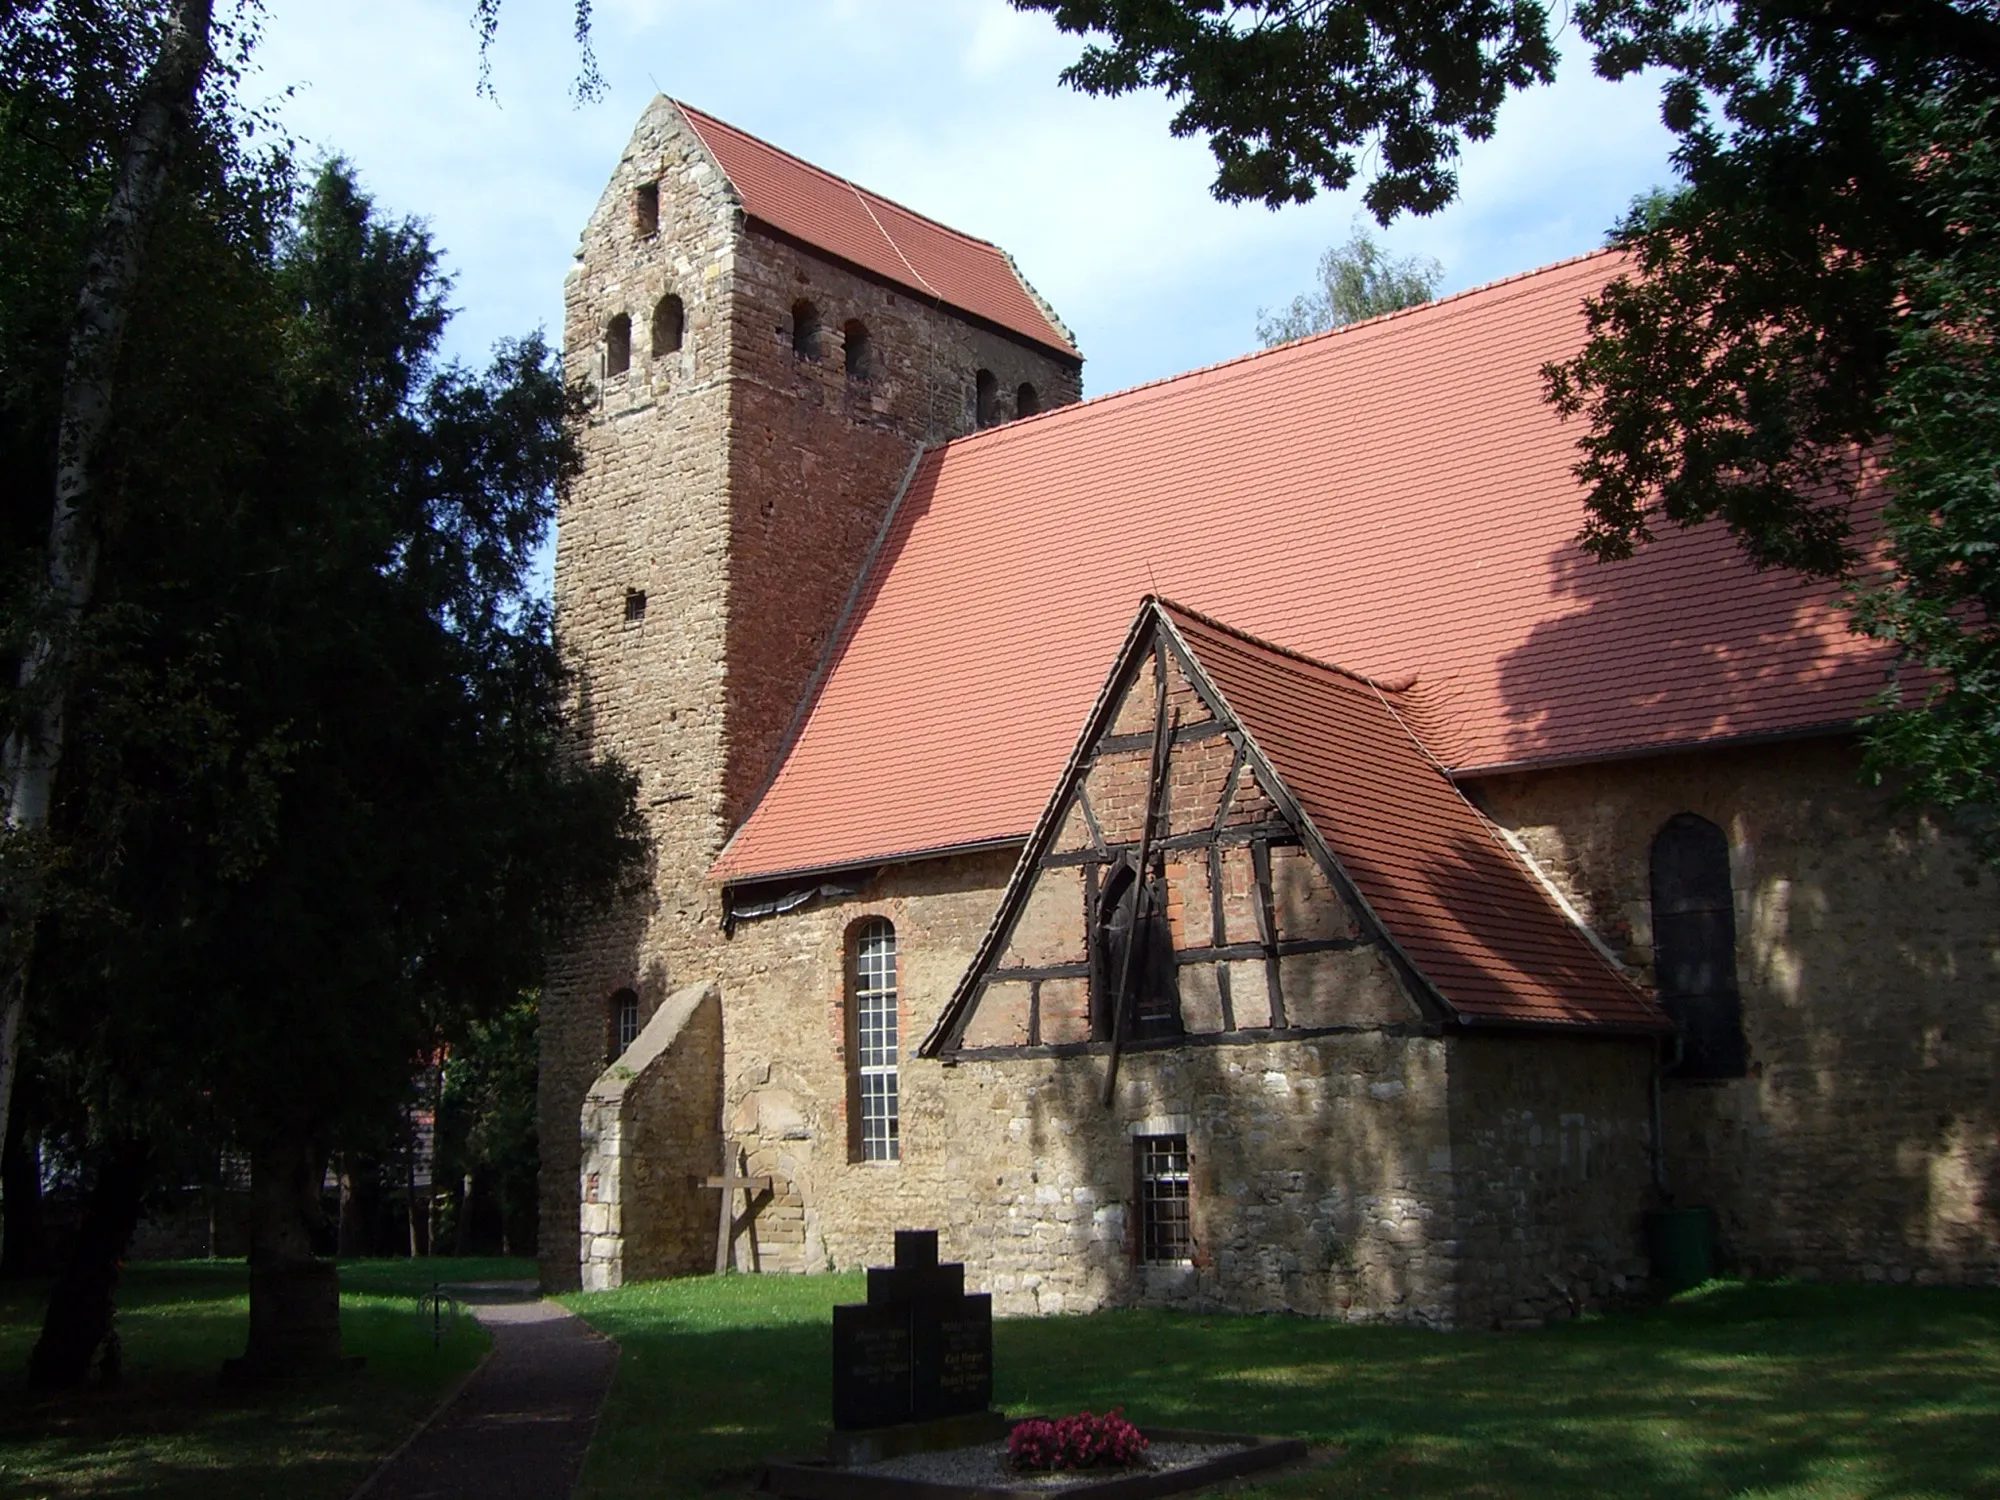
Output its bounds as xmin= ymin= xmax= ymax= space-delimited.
xmin=830 ymin=1229 xmax=994 ymax=1431
xmin=830 ymin=1302 xmax=913 ymax=1430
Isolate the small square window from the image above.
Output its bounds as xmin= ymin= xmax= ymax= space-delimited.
xmin=624 ymin=589 xmax=647 ymax=623
xmin=1136 ymin=1134 xmax=1192 ymax=1264
xmin=634 ymin=182 xmax=660 ymax=237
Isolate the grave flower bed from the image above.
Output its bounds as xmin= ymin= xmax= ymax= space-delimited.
xmin=1007 ymin=1409 xmax=1150 ymax=1472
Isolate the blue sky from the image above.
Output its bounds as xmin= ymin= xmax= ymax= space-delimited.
xmin=248 ymin=1 xmax=1678 ymax=587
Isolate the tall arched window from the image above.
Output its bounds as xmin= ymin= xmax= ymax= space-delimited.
xmin=605 ymin=314 xmax=632 ymax=376
xmin=652 ymin=294 xmax=684 ymax=357
xmin=1016 ymin=381 xmax=1039 ymax=418
xmin=610 ymin=987 xmax=640 ymax=1059
xmin=843 ymin=318 xmax=871 ymax=378
xmin=974 ymin=368 xmax=998 ymax=427
xmin=849 ymin=919 xmax=900 ymax=1162
xmin=1650 ymin=814 xmax=1747 ymax=1078
xmin=791 ymin=299 xmax=821 ymax=361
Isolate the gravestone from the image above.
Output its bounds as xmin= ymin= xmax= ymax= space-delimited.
xmin=828 ymin=1230 xmax=1002 ymax=1463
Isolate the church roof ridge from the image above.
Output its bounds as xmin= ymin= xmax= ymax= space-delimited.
xmin=931 ymin=246 xmax=1622 ymax=453
xmin=1150 ymin=596 xmax=1417 ymax=694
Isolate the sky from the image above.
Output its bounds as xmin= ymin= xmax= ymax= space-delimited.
xmin=246 ymin=0 xmax=1679 ymax=588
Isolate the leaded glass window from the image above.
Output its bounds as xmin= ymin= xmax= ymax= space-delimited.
xmin=1136 ymin=1134 xmax=1191 ymax=1263
xmin=854 ymin=919 xmax=900 ymax=1162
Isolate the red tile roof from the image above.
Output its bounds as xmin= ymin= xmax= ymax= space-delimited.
xmin=675 ymin=102 xmax=1077 ymax=358
xmin=1159 ymin=603 xmax=1664 ymax=1032
xmin=715 ymin=252 xmax=1889 ymax=884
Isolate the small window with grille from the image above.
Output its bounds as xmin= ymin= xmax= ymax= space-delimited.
xmin=1135 ymin=1134 xmax=1192 ymax=1263
xmin=611 ymin=988 xmax=640 ymax=1058
xmin=851 ymin=919 xmax=900 ymax=1162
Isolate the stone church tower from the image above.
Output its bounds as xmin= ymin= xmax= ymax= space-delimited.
xmin=540 ymin=98 xmax=1082 ymax=1287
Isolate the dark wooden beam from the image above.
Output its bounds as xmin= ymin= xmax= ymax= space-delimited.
xmin=1212 ymin=742 xmax=1249 ymax=829
xmin=1251 ymin=839 xmax=1288 ymax=1028
xmin=1174 ymin=937 xmax=1363 ymax=965
xmin=1096 ymin=718 xmax=1233 ymax=754
xmin=1075 ymin=783 xmax=1110 ymax=856
xmin=1206 ymin=841 xmax=1235 ymax=1030
xmin=986 ymin=961 xmax=1091 ymax=983
xmin=1037 ymin=821 xmax=1299 ymax=867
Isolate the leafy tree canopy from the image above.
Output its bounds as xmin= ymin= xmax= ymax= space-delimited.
xmin=1257 ymin=222 xmax=1441 ymax=345
xmin=3 ymin=1 xmax=645 ymax=1380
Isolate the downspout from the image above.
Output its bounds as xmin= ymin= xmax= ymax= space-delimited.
xmin=1650 ymin=1030 xmax=1682 ymax=1203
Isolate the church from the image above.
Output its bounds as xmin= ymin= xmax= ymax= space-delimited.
xmin=538 ymin=97 xmax=1999 ymax=1327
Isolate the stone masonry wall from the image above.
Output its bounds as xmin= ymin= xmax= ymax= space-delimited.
xmin=543 ymin=96 xmax=1082 ymax=1287
xmin=690 ymin=848 xmax=1655 ymax=1328
xmin=1446 ymin=1034 xmax=1656 ymax=1328
xmin=578 ymin=981 xmax=723 ymax=1290
xmin=1472 ymin=736 xmax=2000 ymax=1285
xmin=543 ymin=97 xmax=741 ymax=1286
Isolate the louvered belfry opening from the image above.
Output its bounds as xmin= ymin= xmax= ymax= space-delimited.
xmin=1650 ymin=813 xmax=1747 ymax=1078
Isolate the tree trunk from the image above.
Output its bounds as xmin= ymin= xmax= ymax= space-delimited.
xmin=27 ymin=1135 xmax=151 ymax=1389
xmin=1 ymin=1107 xmax=50 ymax=1279
xmin=0 ymin=0 xmax=217 ymax=1153
xmin=228 ymin=1132 xmax=349 ymax=1380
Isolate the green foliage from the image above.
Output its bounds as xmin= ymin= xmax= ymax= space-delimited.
xmin=1012 ymin=0 xmax=1558 ymax=219
xmin=436 ymin=993 xmax=541 ymax=1249
xmin=1256 ymin=222 xmax=1442 ymax=345
xmin=565 ymin=1274 xmax=2000 ymax=1500
xmin=0 ymin=1260 xmax=498 ymax=1500
xmin=1852 ymin=94 xmax=2000 ymax=828
xmin=1 ymin=4 xmax=646 ymax=1224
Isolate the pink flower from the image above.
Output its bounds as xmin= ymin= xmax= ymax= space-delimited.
xmin=1008 ymin=1408 xmax=1150 ymax=1471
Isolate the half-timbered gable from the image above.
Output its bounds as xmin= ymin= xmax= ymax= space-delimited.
xmin=928 ymin=600 xmax=1662 ymax=1064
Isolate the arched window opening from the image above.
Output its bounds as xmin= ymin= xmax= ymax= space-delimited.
xmin=605 ymin=314 xmax=632 ymax=377
xmin=1016 ymin=381 xmax=1039 ymax=418
xmin=634 ymin=181 xmax=660 ymax=237
xmin=652 ymin=294 xmax=684 ymax=357
xmin=610 ymin=987 xmax=640 ymax=1059
xmin=1092 ymin=856 xmax=1181 ymax=1042
xmin=1650 ymin=813 xmax=1747 ymax=1078
xmin=843 ymin=318 xmax=871 ymax=379
xmin=791 ymin=300 xmax=822 ymax=361
xmin=849 ymin=919 xmax=900 ymax=1162
xmin=974 ymin=368 xmax=998 ymax=427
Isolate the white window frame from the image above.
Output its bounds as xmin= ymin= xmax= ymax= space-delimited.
xmin=853 ymin=919 xmax=900 ymax=1163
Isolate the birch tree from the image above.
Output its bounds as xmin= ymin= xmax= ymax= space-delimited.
xmin=0 ymin=0 xmax=216 ymax=1157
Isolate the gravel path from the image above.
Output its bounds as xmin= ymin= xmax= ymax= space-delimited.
xmin=353 ymin=1287 xmax=617 ymax=1500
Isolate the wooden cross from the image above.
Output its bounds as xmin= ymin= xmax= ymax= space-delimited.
xmin=700 ymin=1138 xmax=772 ymax=1274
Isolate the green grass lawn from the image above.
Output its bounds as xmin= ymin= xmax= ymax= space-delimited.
xmin=564 ymin=1275 xmax=2000 ymax=1500
xmin=0 ymin=1257 xmax=527 ymax=1500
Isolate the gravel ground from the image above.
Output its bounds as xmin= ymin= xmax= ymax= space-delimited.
xmin=858 ymin=1439 xmax=1248 ymax=1492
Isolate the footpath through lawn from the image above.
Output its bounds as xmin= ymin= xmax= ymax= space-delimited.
xmin=564 ymin=1275 xmax=2000 ymax=1500
xmin=0 ymin=1257 xmax=520 ymax=1500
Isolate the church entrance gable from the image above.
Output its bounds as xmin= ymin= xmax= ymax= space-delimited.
xmin=925 ymin=601 xmax=1430 ymax=1061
